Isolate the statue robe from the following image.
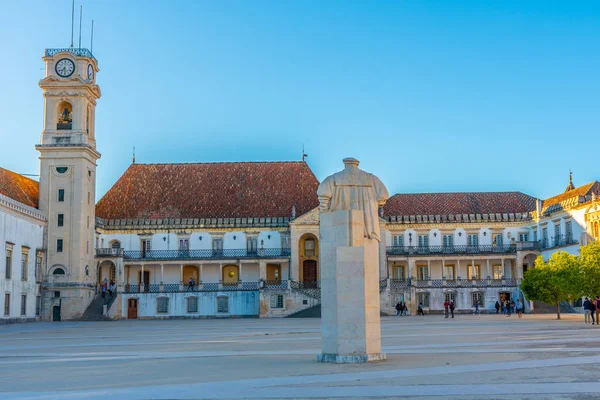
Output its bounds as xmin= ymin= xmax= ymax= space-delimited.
xmin=317 ymin=167 xmax=389 ymax=242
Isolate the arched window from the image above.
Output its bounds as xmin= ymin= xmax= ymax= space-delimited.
xmin=53 ymin=268 xmax=65 ymax=275
xmin=304 ymin=238 xmax=315 ymax=257
xmin=110 ymin=240 xmax=121 ymax=249
xmin=217 ymin=296 xmax=229 ymax=313
xmin=57 ymin=101 xmax=73 ymax=130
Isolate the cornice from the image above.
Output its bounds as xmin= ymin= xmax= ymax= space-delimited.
xmin=0 ymin=193 xmax=46 ymax=223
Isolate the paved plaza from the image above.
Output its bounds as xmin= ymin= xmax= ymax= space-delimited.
xmin=2 ymin=314 xmax=600 ymax=399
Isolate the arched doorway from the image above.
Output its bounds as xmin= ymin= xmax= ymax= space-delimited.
xmin=222 ymin=265 xmax=239 ymax=285
xmin=52 ymin=305 xmax=61 ymax=321
xmin=127 ymin=298 xmax=138 ymax=319
xmin=299 ymin=233 xmax=319 ymax=285
xmin=98 ymin=260 xmax=116 ymax=285
xmin=522 ymin=253 xmax=538 ymax=276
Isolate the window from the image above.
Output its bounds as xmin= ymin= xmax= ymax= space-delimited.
xmin=554 ymin=223 xmax=561 ymax=245
xmin=467 ymin=234 xmax=478 ymax=246
xmin=472 ymin=292 xmax=484 ymax=307
xmin=445 ymin=292 xmax=456 ymax=306
xmin=87 ymin=216 xmax=89 ymax=229
xmin=58 ymin=189 xmax=65 ymax=202
xmin=418 ymin=292 xmax=430 ymax=307
xmin=217 ymin=296 xmax=229 ymax=313
xmin=533 ymin=230 xmax=538 ymax=242
xmin=270 ymin=294 xmax=284 ymax=309
xmin=58 ymin=214 xmax=64 ymax=227
xmin=5 ymin=246 xmax=12 ymax=279
xmin=52 ymin=268 xmax=65 ymax=275
xmin=55 ymin=167 xmax=68 ymax=174
xmin=444 ymin=265 xmax=455 ymax=280
xmin=519 ymin=233 xmax=529 ymax=242
xmin=280 ymin=234 xmax=290 ymax=249
xmin=54 ymin=291 xmax=60 ymax=298
xmin=417 ymin=265 xmax=429 ymax=280
xmin=57 ymin=239 xmax=63 ymax=253
xmin=542 ymin=227 xmax=548 ymax=247
xmin=418 ymin=234 xmax=429 ymax=247
xmin=20 ymin=294 xmax=26 ymax=316
xmin=392 ymin=265 xmax=405 ymax=280
xmin=393 ymin=235 xmax=404 ymax=247
xmin=186 ymin=296 xmax=198 ymax=313
xmin=493 ymin=233 xmax=503 ymax=246
xmin=442 ymin=235 xmax=454 ymax=248
xmin=493 ymin=265 xmax=503 ymax=279
xmin=467 ymin=264 xmax=480 ymax=280
xmin=247 ymin=237 xmax=257 ymax=253
xmin=391 ymin=293 xmax=405 ymax=307
xmin=566 ymin=221 xmax=573 ymax=242
xmin=35 ymin=253 xmax=42 ymax=282
xmin=212 ymin=238 xmax=223 ymax=255
xmin=21 ymin=250 xmax=28 ymax=281
xmin=156 ymin=297 xmax=169 ymax=314
xmin=178 ymin=238 xmax=189 ymax=251
xmin=4 ymin=293 xmax=10 ymax=316
xmin=304 ymin=238 xmax=315 ymax=257
xmin=87 ymin=192 xmax=90 ymax=205
xmin=141 ymin=239 xmax=151 ymax=257
xmin=110 ymin=240 xmax=121 ymax=249
xmin=36 ymin=296 xmax=41 ymax=316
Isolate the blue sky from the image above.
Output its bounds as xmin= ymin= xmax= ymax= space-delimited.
xmin=0 ymin=1 xmax=598 ymax=200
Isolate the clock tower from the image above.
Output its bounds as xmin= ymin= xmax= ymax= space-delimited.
xmin=36 ymin=48 xmax=101 ymax=320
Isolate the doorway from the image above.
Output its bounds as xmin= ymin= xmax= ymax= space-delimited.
xmin=52 ymin=305 xmax=61 ymax=322
xmin=303 ymin=260 xmax=317 ymax=287
xmin=127 ymin=298 xmax=138 ymax=319
xmin=499 ymin=292 xmax=511 ymax=304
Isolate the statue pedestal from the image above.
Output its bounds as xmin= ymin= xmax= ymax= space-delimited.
xmin=317 ymin=210 xmax=385 ymax=363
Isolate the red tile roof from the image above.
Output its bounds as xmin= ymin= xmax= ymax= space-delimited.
xmin=383 ymin=192 xmax=537 ymax=217
xmin=0 ymin=167 xmax=39 ymax=208
xmin=96 ymin=162 xmax=319 ymax=220
xmin=541 ymin=181 xmax=600 ymax=215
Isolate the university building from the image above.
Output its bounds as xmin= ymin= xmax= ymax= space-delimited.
xmin=1 ymin=47 xmax=599 ymax=322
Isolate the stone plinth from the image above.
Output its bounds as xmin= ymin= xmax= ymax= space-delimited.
xmin=318 ymin=209 xmax=385 ymax=363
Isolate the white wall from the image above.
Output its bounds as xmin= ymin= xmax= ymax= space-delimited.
xmin=0 ymin=205 xmax=44 ymax=322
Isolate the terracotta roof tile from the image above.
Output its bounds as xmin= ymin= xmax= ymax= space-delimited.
xmin=96 ymin=162 xmax=319 ymax=220
xmin=541 ymin=181 xmax=600 ymax=215
xmin=383 ymin=191 xmax=537 ymax=217
xmin=0 ymin=167 xmax=39 ymax=208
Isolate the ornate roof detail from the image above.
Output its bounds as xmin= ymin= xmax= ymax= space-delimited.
xmin=565 ymin=171 xmax=575 ymax=192
xmin=539 ymin=181 xmax=600 ymax=216
xmin=0 ymin=167 xmax=39 ymax=209
xmin=291 ymin=207 xmax=320 ymax=225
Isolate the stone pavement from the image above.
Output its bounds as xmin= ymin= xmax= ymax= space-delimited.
xmin=1 ymin=314 xmax=600 ymax=399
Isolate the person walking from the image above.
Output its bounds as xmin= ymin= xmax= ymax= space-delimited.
xmin=583 ymin=297 xmax=593 ymax=324
xmin=474 ymin=300 xmax=480 ymax=315
xmin=108 ymin=280 xmax=115 ymax=296
xmin=516 ymin=299 xmax=523 ymax=318
xmin=449 ymin=300 xmax=455 ymax=318
xmin=495 ymin=301 xmax=500 ymax=314
xmin=395 ymin=301 xmax=402 ymax=316
xmin=444 ymin=300 xmax=450 ymax=318
xmin=188 ymin=277 xmax=195 ymax=291
xmin=510 ymin=300 xmax=516 ymax=315
xmin=101 ymin=283 xmax=106 ymax=299
xmin=417 ymin=303 xmax=425 ymax=316
xmin=595 ymin=296 xmax=600 ymax=325
xmin=502 ymin=300 xmax=508 ymax=315
xmin=505 ymin=300 xmax=511 ymax=317
xmin=403 ymin=302 xmax=408 ymax=316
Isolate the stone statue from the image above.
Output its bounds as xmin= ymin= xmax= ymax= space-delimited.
xmin=61 ymin=107 xmax=72 ymax=123
xmin=317 ymin=158 xmax=389 ymax=242
xmin=316 ymin=158 xmax=389 ymax=364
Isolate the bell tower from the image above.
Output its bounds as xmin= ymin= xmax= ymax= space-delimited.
xmin=36 ymin=48 xmax=101 ymax=320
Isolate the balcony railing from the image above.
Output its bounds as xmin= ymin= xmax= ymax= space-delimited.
xmin=96 ymin=248 xmax=124 ymax=257
xmin=542 ymin=235 xmax=578 ymax=250
xmin=95 ymin=248 xmax=291 ymax=260
xmin=123 ymin=281 xmax=261 ymax=293
xmin=412 ymin=278 xmax=518 ymax=288
xmin=45 ymin=47 xmax=96 ymax=60
xmin=387 ymin=242 xmax=542 ymax=256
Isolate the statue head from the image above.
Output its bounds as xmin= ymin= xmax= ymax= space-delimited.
xmin=342 ymin=157 xmax=360 ymax=169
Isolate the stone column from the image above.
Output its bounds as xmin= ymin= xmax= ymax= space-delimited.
xmin=259 ymin=261 xmax=267 ymax=281
xmin=179 ymin=264 xmax=184 ymax=291
xmin=239 ymin=262 xmax=243 ymax=283
xmin=318 ymin=210 xmax=385 ymax=363
xmin=141 ymin=264 xmax=145 ymax=292
xmin=160 ymin=264 xmax=164 ymax=292
xmin=486 ymin=259 xmax=491 ymax=279
xmin=442 ymin=259 xmax=446 ymax=279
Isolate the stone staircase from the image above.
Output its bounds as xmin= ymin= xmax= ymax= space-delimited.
xmin=532 ymin=301 xmax=576 ymax=314
xmin=79 ymin=292 xmax=118 ymax=321
xmin=286 ymin=304 xmax=321 ymax=318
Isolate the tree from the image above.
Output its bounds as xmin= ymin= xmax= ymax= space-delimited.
xmin=520 ymin=252 xmax=582 ymax=319
xmin=579 ymin=242 xmax=600 ymax=298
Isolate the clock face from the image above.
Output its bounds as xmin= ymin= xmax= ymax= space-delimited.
xmin=87 ymin=64 xmax=94 ymax=80
xmin=55 ymin=58 xmax=75 ymax=77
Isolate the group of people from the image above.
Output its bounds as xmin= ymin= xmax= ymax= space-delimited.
xmin=494 ymin=299 xmax=523 ymax=318
xmin=395 ymin=301 xmax=425 ymax=316
xmin=443 ymin=300 xmax=456 ymax=318
xmin=101 ymin=278 xmax=115 ymax=298
xmin=583 ymin=296 xmax=600 ymax=325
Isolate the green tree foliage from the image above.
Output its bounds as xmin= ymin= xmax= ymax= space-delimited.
xmin=520 ymin=252 xmax=582 ymax=320
xmin=579 ymin=242 xmax=600 ymax=298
